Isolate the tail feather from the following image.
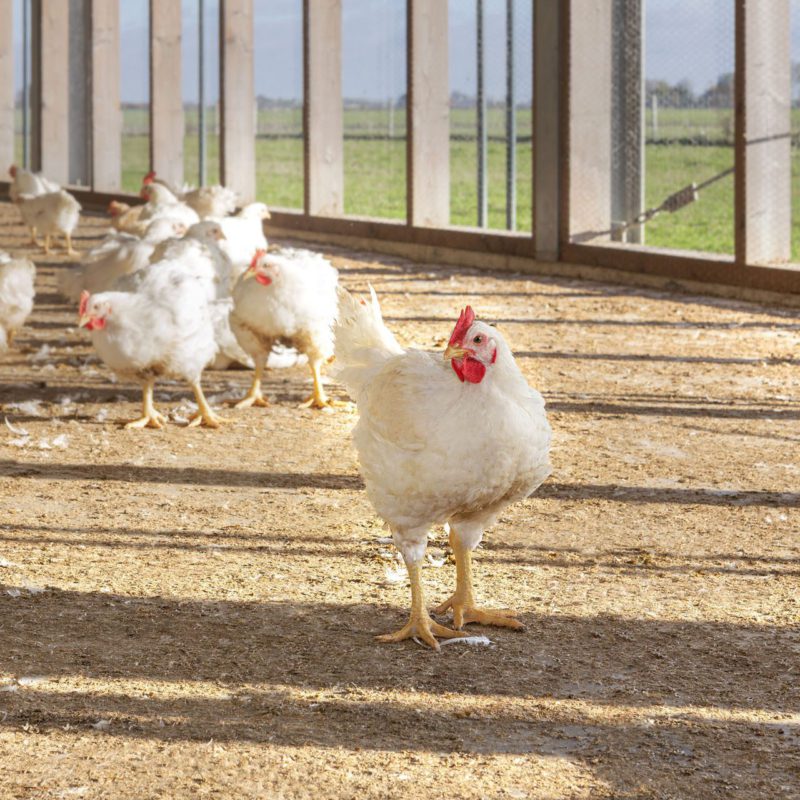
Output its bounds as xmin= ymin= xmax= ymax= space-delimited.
xmin=334 ymin=286 xmax=403 ymax=396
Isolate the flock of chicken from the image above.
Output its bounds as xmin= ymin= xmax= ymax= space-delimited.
xmin=0 ymin=165 xmax=552 ymax=649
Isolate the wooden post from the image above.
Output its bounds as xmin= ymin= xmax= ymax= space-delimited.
xmin=31 ymin=0 xmax=70 ymax=184
xmin=220 ymin=0 xmax=255 ymax=200
xmin=564 ymin=0 xmax=613 ymax=244
xmin=90 ymin=0 xmax=121 ymax=191
xmin=735 ymin=0 xmax=792 ymax=265
xmin=533 ymin=0 xmax=561 ymax=259
xmin=407 ymin=0 xmax=449 ymax=227
xmin=0 ymin=0 xmax=13 ymax=171
xmin=149 ymin=0 xmax=183 ymax=190
xmin=303 ymin=0 xmax=343 ymax=216
xmin=611 ymin=0 xmax=644 ymax=244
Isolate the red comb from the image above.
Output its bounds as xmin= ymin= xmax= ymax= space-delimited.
xmin=108 ymin=201 xmax=119 ymax=216
xmin=448 ymin=306 xmax=475 ymax=346
xmin=143 ymin=170 xmax=156 ymax=184
xmin=249 ymin=249 xmax=267 ymax=270
xmin=79 ymin=290 xmax=90 ymax=318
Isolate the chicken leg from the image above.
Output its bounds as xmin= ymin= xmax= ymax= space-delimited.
xmin=434 ymin=526 xmax=524 ymax=630
xmin=43 ymin=234 xmax=52 ymax=255
xmin=187 ymin=381 xmax=226 ymax=428
xmin=125 ymin=380 xmax=167 ymax=429
xmin=65 ymin=232 xmax=78 ymax=256
xmin=28 ymin=226 xmax=40 ymax=247
xmin=377 ymin=560 xmax=466 ymax=650
xmin=299 ymin=358 xmax=342 ymax=410
xmin=234 ymin=360 xmax=269 ymax=408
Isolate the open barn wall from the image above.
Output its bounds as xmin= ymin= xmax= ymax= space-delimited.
xmin=0 ymin=0 xmax=798 ymax=302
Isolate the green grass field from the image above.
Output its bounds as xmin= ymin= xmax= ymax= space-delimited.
xmin=13 ymin=106 xmax=800 ymax=260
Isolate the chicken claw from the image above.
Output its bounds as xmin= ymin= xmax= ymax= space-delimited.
xmin=188 ymin=381 xmax=227 ymax=429
xmin=377 ymin=561 xmax=467 ymax=650
xmin=187 ymin=409 xmax=227 ymax=429
xmin=124 ymin=412 xmax=165 ymax=430
xmin=434 ymin=596 xmax=524 ymax=631
xmin=124 ymin=381 xmax=166 ymax=430
xmin=434 ymin=532 xmax=524 ymax=631
xmin=233 ymin=363 xmax=269 ymax=408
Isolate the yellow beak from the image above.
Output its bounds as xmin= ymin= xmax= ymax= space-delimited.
xmin=78 ymin=314 xmax=91 ymax=328
xmin=215 ymin=229 xmax=227 ymax=241
xmin=444 ymin=344 xmax=467 ymax=360
xmin=243 ymin=268 xmax=256 ymax=280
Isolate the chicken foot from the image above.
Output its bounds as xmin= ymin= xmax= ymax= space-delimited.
xmin=187 ymin=381 xmax=226 ymax=429
xmin=125 ymin=380 xmax=167 ymax=430
xmin=43 ymin=232 xmax=77 ymax=256
xmin=376 ymin=560 xmax=466 ymax=650
xmin=233 ymin=361 xmax=269 ymax=408
xmin=299 ymin=359 xmax=343 ymax=410
xmin=65 ymin=232 xmax=78 ymax=256
xmin=434 ymin=527 xmax=524 ymax=630
xmin=28 ymin=226 xmax=40 ymax=247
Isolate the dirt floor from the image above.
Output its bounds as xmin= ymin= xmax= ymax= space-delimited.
xmin=0 ymin=202 xmax=798 ymax=800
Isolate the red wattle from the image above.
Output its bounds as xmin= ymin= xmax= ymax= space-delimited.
xmin=255 ymin=274 xmax=272 ymax=286
xmin=451 ymin=357 xmax=486 ymax=384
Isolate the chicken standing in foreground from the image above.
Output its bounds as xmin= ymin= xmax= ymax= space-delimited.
xmin=335 ymin=290 xmax=552 ymax=649
xmin=0 ymin=252 xmax=36 ymax=351
xmin=78 ymin=257 xmax=222 ymax=430
xmin=230 ymin=248 xmax=338 ymax=409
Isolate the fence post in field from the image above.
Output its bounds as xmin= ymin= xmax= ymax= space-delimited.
xmin=565 ymin=0 xmax=613 ymax=244
xmin=505 ymin=0 xmax=516 ymax=231
xmin=90 ymin=0 xmax=122 ymax=192
xmin=30 ymin=0 xmax=70 ymax=184
xmin=0 ymin=0 xmax=12 ymax=172
xmin=407 ymin=0 xmax=449 ymax=227
xmin=533 ymin=0 xmax=561 ymax=260
xmin=304 ymin=0 xmax=343 ymax=216
xmin=476 ymin=0 xmax=487 ymax=228
xmin=735 ymin=0 xmax=792 ymax=265
xmin=611 ymin=0 xmax=644 ymax=244
xmin=149 ymin=0 xmax=183 ymax=190
xmin=220 ymin=0 xmax=256 ymax=201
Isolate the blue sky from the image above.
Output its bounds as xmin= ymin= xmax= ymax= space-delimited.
xmin=10 ymin=0 xmax=800 ymax=104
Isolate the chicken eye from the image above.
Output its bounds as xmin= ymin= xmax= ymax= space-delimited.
xmin=473 ymin=335 xmax=482 ymax=344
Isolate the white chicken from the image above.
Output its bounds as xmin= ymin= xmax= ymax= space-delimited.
xmin=230 ymin=248 xmax=338 ymax=409
xmin=143 ymin=170 xmax=238 ymax=219
xmin=78 ymin=258 xmax=223 ymax=430
xmin=59 ymin=218 xmax=186 ymax=302
xmin=138 ymin=182 xmax=200 ymax=230
xmin=108 ymin=200 xmax=146 ymax=235
xmin=8 ymin=165 xmax=60 ymax=244
xmin=213 ymin=202 xmax=271 ymax=279
xmin=334 ymin=292 xmax=552 ymax=649
xmin=17 ymin=190 xmax=81 ymax=255
xmin=0 ymin=251 xmax=36 ymax=351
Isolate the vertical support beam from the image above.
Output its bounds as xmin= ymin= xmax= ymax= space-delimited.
xmin=0 ymin=0 xmax=13 ymax=170
xmin=304 ymin=0 xmax=343 ymax=216
xmin=68 ymin=0 xmax=90 ymax=187
xmin=407 ymin=0 xmax=449 ymax=227
xmin=476 ymin=0 xmax=487 ymax=227
xmin=90 ymin=0 xmax=121 ymax=190
xmin=611 ymin=0 xmax=644 ymax=244
xmin=534 ymin=0 xmax=562 ymax=259
xmin=198 ymin=0 xmax=206 ymax=187
xmin=220 ymin=0 xmax=255 ymax=200
xmin=31 ymin=0 xmax=70 ymax=184
xmin=505 ymin=0 xmax=516 ymax=231
xmin=735 ymin=0 xmax=791 ymax=265
xmin=149 ymin=0 xmax=183 ymax=190
xmin=564 ymin=0 xmax=613 ymax=244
